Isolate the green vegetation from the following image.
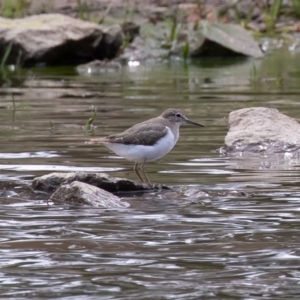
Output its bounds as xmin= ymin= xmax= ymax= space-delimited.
xmin=1 ymin=0 xmax=300 ymax=36
xmin=220 ymin=0 xmax=299 ymax=34
xmin=249 ymin=62 xmax=259 ymax=89
xmin=77 ymin=0 xmax=89 ymax=21
xmin=292 ymin=0 xmax=300 ymax=18
xmin=85 ymin=109 xmax=97 ymax=131
xmin=182 ymin=42 xmax=189 ymax=64
xmin=169 ymin=17 xmax=178 ymax=43
xmin=0 ymin=43 xmax=13 ymax=87
xmin=1 ymin=0 xmax=29 ymax=18
xmin=120 ymin=32 xmax=131 ymax=51
xmin=240 ymin=3 xmax=256 ymax=29
xmin=264 ymin=0 xmax=282 ymax=32
xmin=98 ymin=0 xmax=113 ymax=24
xmin=0 ymin=42 xmax=12 ymax=69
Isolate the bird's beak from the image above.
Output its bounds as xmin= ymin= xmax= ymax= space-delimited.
xmin=185 ymin=117 xmax=204 ymax=127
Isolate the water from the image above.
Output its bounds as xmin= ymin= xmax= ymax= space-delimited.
xmin=1 ymin=49 xmax=300 ymax=299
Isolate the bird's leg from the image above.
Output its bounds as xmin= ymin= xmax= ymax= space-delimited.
xmin=140 ymin=162 xmax=151 ymax=183
xmin=134 ymin=162 xmax=145 ymax=182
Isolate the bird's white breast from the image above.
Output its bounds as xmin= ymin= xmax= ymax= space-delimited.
xmin=104 ymin=127 xmax=178 ymax=162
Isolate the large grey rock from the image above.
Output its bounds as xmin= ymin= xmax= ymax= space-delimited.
xmin=193 ymin=21 xmax=264 ymax=58
xmin=32 ymin=172 xmax=166 ymax=193
xmin=224 ymin=107 xmax=300 ymax=155
xmin=121 ymin=20 xmax=263 ymax=61
xmin=0 ymin=14 xmax=124 ymax=66
xmin=50 ymin=181 xmax=129 ymax=208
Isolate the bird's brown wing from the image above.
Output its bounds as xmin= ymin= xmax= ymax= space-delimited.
xmin=104 ymin=123 xmax=169 ymax=146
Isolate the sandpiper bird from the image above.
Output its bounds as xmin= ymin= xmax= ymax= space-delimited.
xmin=86 ymin=108 xmax=203 ymax=183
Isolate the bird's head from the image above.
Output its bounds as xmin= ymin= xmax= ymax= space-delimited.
xmin=161 ymin=108 xmax=204 ymax=127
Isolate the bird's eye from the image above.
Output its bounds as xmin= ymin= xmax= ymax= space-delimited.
xmin=176 ymin=113 xmax=181 ymax=118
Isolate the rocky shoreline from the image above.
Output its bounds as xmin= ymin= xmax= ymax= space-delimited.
xmin=0 ymin=1 xmax=299 ymax=68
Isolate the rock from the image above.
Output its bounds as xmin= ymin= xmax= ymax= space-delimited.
xmin=192 ymin=21 xmax=264 ymax=58
xmin=99 ymin=25 xmax=125 ymax=60
xmin=0 ymin=14 xmax=124 ymax=67
xmin=183 ymin=187 xmax=247 ymax=199
xmin=183 ymin=188 xmax=209 ymax=198
xmin=120 ymin=34 xmax=167 ymax=62
xmin=122 ymin=22 xmax=140 ymax=43
xmin=177 ymin=3 xmax=200 ymax=23
xmin=223 ymin=107 xmax=300 ymax=155
xmin=76 ymin=59 xmax=122 ymax=75
xmin=0 ymin=190 xmax=19 ymax=198
xmin=32 ymin=172 xmax=167 ymax=193
xmin=50 ymin=181 xmax=129 ymax=208
xmin=121 ymin=20 xmax=263 ymax=62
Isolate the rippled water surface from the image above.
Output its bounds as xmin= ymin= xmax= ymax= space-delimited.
xmin=1 ymin=50 xmax=300 ymax=299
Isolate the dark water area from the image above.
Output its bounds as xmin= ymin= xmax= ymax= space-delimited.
xmin=1 ymin=49 xmax=300 ymax=299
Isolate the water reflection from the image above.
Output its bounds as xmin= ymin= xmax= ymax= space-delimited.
xmin=1 ymin=51 xmax=300 ymax=298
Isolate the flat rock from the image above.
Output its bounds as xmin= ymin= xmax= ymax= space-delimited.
xmin=195 ymin=21 xmax=264 ymax=58
xmin=223 ymin=107 xmax=300 ymax=155
xmin=32 ymin=172 xmax=167 ymax=193
xmin=0 ymin=14 xmax=124 ymax=66
xmin=50 ymin=181 xmax=129 ymax=208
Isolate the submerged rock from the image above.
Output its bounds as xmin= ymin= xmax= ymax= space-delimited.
xmin=32 ymin=172 xmax=167 ymax=193
xmin=0 ymin=14 xmax=124 ymax=67
xmin=223 ymin=107 xmax=300 ymax=156
xmin=183 ymin=187 xmax=247 ymax=199
xmin=76 ymin=59 xmax=122 ymax=75
xmin=50 ymin=181 xmax=129 ymax=208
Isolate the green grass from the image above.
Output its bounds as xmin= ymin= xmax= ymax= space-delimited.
xmin=85 ymin=109 xmax=97 ymax=131
xmin=0 ymin=42 xmax=12 ymax=69
xmin=264 ymin=0 xmax=282 ymax=32
xmin=1 ymin=0 xmax=29 ymax=18
xmin=292 ymin=0 xmax=300 ymax=18
xmin=182 ymin=41 xmax=189 ymax=63
xmin=77 ymin=0 xmax=89 ymax=21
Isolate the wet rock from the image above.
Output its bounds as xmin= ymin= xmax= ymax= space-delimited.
xmin=0 ymin=14 xmax=124 ymax=67
xmin=50 ymin=181 xmax=129 ymax=208
xmin=183 ymin=187 xmax=248 ymax=199
xmin=183 ymin=188 xmax=209 ymax=198
xmin=32 ymin=172 xmax=167 ymax=193
xmin=76 ymin=59 xmax=122 ymax=75
xmin=223 ymin=107 xmax=300 ymax=156
xmin=0 ymin=190 xmax=19 ymax=198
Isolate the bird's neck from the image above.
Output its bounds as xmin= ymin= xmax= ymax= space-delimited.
xmin=165 ymin=120 xmax=180 ymax=142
